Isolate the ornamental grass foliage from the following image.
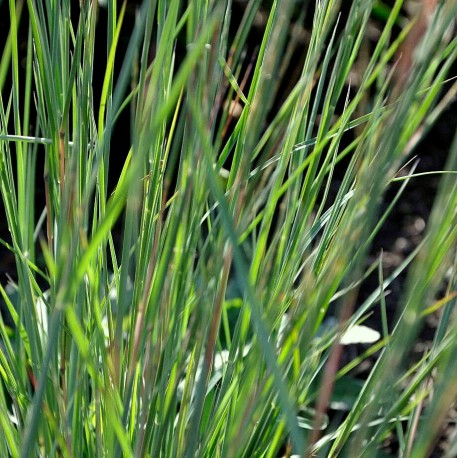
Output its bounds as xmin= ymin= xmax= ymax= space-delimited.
xmin=0 ymin=0 xmax=456 ymax=457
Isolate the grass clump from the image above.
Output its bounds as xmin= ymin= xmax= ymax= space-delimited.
xmin=0 ymin=0 xmax=456 ymax=456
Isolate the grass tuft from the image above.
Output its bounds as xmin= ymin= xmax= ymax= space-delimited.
xmin=0 ymin=1 xmax=456 ymax=457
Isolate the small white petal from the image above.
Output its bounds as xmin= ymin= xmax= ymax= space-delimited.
xmin=340 ymin=325 xmax=380 ymax=345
